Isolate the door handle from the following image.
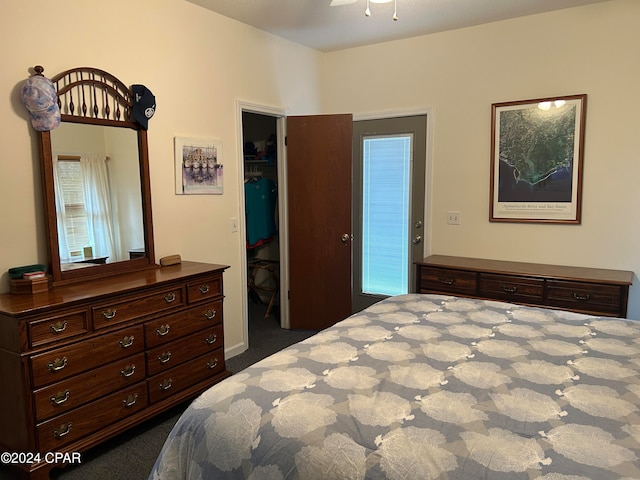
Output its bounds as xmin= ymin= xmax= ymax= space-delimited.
xmin=412 ymin=235 xmax=422 ymax=245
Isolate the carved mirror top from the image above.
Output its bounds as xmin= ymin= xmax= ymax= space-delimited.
xmin=31 ymin=65 xmax=155 ymax=285
xmin=47 ymin=65 xmax=133 ymax=125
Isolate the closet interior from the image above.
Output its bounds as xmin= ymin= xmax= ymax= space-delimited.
xmin=242 ymin=111 xmax=280 ymax=323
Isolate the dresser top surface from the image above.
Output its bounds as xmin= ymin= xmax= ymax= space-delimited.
xmin=0 ymin=261 xmax=229 ymax=316
xmin=418 ymin=255 xmax=634 ymax=285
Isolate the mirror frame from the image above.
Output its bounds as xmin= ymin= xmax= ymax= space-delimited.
xmin=34 ymin=65 xmax=155 ymax=285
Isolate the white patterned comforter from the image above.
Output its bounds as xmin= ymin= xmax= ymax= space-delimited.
xmin=149 ymin=294 xmax=640 ymax=479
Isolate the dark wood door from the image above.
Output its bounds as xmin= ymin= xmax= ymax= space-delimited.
xmin=287 ymin=114 xmax=353 ymax=330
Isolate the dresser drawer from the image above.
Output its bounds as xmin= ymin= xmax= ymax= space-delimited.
xmin=92 ymin=287 xmax=184 ymax=329
xmin=146 ymin=324 xmax=224 ymax=376
xmin=28 ymin=310 xmax=89 ymax=348
xmin=186 ymin=274 xmax=223 ymax=304
xmin=546 ymin=280 xmax=622 ymax=315
xmin=144 ymin=300 xmax=223 ymax=348
xmin=479 ymin=274 xmax=544 ymax=304
xmin=419 ymin=266 xmax=477 ymax=295
xmin=33 ymin=353 xmax=146 ymax=422
xmin=30 ymin=325 xmax=144 ymax=388
xmin=36 ymin=382 xmax=148 ymax=451
xmin=148 ymin=349 xmax=225 ymax=403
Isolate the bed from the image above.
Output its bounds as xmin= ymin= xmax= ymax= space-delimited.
xmin=149 ymin=294 xmax=640 ymax=479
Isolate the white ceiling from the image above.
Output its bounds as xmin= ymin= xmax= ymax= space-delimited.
xmin=185 ymin=0 xmax=611 ymax=52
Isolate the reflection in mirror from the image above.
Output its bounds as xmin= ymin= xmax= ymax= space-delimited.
xmin=32 ymin=65 xmax=155 ymax=285
xmin=50 ymin=123 xmax=144 ymax=271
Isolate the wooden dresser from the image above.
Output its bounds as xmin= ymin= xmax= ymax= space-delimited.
xmin=0 ymin=261 xmax=231 ymax=479
xmin=416 ymin=255 xmax=634 ymax=318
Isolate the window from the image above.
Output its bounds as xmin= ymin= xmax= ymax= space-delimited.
xmin=56 ymin=158 xmax=89 ymax=257
xmin=362 ymin=135 xmax=412 ymax=296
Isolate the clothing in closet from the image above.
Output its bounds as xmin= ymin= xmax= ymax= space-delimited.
xmin=245 ymin=177 xmax=277 ymax=249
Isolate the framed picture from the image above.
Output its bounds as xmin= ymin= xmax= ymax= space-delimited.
xmin=174 ymin=137 xmax=224 ymax=195
xmin=490 ymin=94 xmax=587 ymax=223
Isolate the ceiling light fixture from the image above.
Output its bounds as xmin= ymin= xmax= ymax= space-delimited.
xmin=367 ymin=0 xmax=398 ymax=21
xmin=329 ymin=0 xmax=398 ymax=21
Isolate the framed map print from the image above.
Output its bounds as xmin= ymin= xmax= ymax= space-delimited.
xmin=490 ymin=94 xmax=586 ymax=223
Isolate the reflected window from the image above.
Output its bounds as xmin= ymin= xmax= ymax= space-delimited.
xmin=56 ymin=158 xmax=90 ymax=258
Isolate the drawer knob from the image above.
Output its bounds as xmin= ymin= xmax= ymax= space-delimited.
xmin=207 ymin=358 xmax=219 ymax=369
xmin=158 ymin=352 xmax=172 ymax=364
xmin=156 ymin=324 xmax=171 ymax=337
xmin=49 ymin=321 xmax=68 ymax=333
xmin=122 ymin=393 xmax=139 ymax=408
xmin=502 ymin=285 xmax=518 ymax=293
xmin=205 ymin=333 xmax=218 ymax=345
xmin=439 ymin=277 xmax=455 ymax=285
xmin=120 ymin=364 xmax=136 ymax=378
xmin=102 ymin=308 xmax=117 ymax=320
xmin=47 ymin=357 xmax=68 ymax=372
xmin=163 ymin=292 xmax=177 ymax=303
xmin=50 ymin=390 xmax=70 ymax=406
xmin=573 ymin=292 xmax=591 ymax=301
xmin=159 ymin=378 xmax=173 ymax=391
xmin=204 ymin=309 xmax=217 ymax=320
xmin=53 ymin=422 xmax=72 ymax=439
xmin=119 ymin=336 xmax=135 ymax=348
xmin=199 ymin=285 xmax=210 ymax=295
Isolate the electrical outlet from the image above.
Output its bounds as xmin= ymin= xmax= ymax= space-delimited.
xmin=230 ymin=217 xmax=238 ymax=233
xmin=447 ymin=211 xmax=460 ymax=225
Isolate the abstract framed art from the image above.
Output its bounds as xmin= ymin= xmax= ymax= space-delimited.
xmin=489 ymin=94 xmax=586 ymax=223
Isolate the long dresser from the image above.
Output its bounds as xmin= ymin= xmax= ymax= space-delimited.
xmin=0 ymin=261 xmax=231 ymax=479
xmin=416 ymin=255 xmax=634 ymax=318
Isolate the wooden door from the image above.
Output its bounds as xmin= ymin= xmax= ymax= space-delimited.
xmin=287 ymin=114 xmax=353 ymax=330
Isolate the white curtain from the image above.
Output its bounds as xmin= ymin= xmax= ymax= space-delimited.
xmin=52 ymin=157 xmax=71 ymax=263
xmin=81 ymin=155 xmax=116 ymax=261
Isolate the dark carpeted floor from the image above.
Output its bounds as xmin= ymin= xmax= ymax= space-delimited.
xmin=0 ymin=302 xmax=317 ymax=480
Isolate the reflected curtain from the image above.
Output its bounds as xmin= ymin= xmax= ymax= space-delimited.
xmin=81 ymin=155 xmax=116 ymax=261
xmin=52 ymin=157 xmax=71 ymax=263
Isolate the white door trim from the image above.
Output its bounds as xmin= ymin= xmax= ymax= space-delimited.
xmin=235 ymin=101 xmax=290 ymax=354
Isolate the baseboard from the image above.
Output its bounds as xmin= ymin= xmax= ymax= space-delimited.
xmin=225 ymin=340 xmax=248 ymax=359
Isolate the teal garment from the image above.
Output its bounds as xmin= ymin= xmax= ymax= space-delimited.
xmin=245 ymin=177 xmax=277 ymax=248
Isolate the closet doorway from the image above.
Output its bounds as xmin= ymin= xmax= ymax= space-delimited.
xmin=241 ymin=110 xmax=284 ymax=335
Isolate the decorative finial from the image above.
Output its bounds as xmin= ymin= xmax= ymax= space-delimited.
xmin=34 ymin=65 xmax=44 ymax=76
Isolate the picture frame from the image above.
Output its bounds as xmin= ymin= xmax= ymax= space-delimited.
xmin=489 ymin=94 xmax=586 ymax=223
xmin=174 ymin=137 xmax=224 ymax=195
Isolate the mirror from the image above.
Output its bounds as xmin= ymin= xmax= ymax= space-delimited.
xmin=35 ymin=66 xmax=155 ymax=285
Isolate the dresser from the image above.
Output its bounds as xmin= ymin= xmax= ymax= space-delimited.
xmin=0 ymin=261 xmax=231 ymax=479
xmin=416 ymin=255 xmax=633 ymax=318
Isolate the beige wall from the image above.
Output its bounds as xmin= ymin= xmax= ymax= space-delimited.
xmin=324 ymin=0 xmax=640 ymax=318
xmin=0 ymin=0 xmax=323 ymax=354
xmin=1 ymin=0 xmax=639 ymax=361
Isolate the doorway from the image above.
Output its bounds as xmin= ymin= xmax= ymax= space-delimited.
xmin=237 ymin=108 xmax=429 ymax=338
xmin=241 ymin=111 xmax=282 ymax=333
xmin=352 ymin=115 xmax=428 ymax=312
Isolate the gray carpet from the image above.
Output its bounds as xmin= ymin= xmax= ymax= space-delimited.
xmin=0 ymin=303 xmax=317 ymax=480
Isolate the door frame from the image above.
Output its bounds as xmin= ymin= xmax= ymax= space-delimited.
xmin=236 ymin=101 xmax=290 ymax=354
